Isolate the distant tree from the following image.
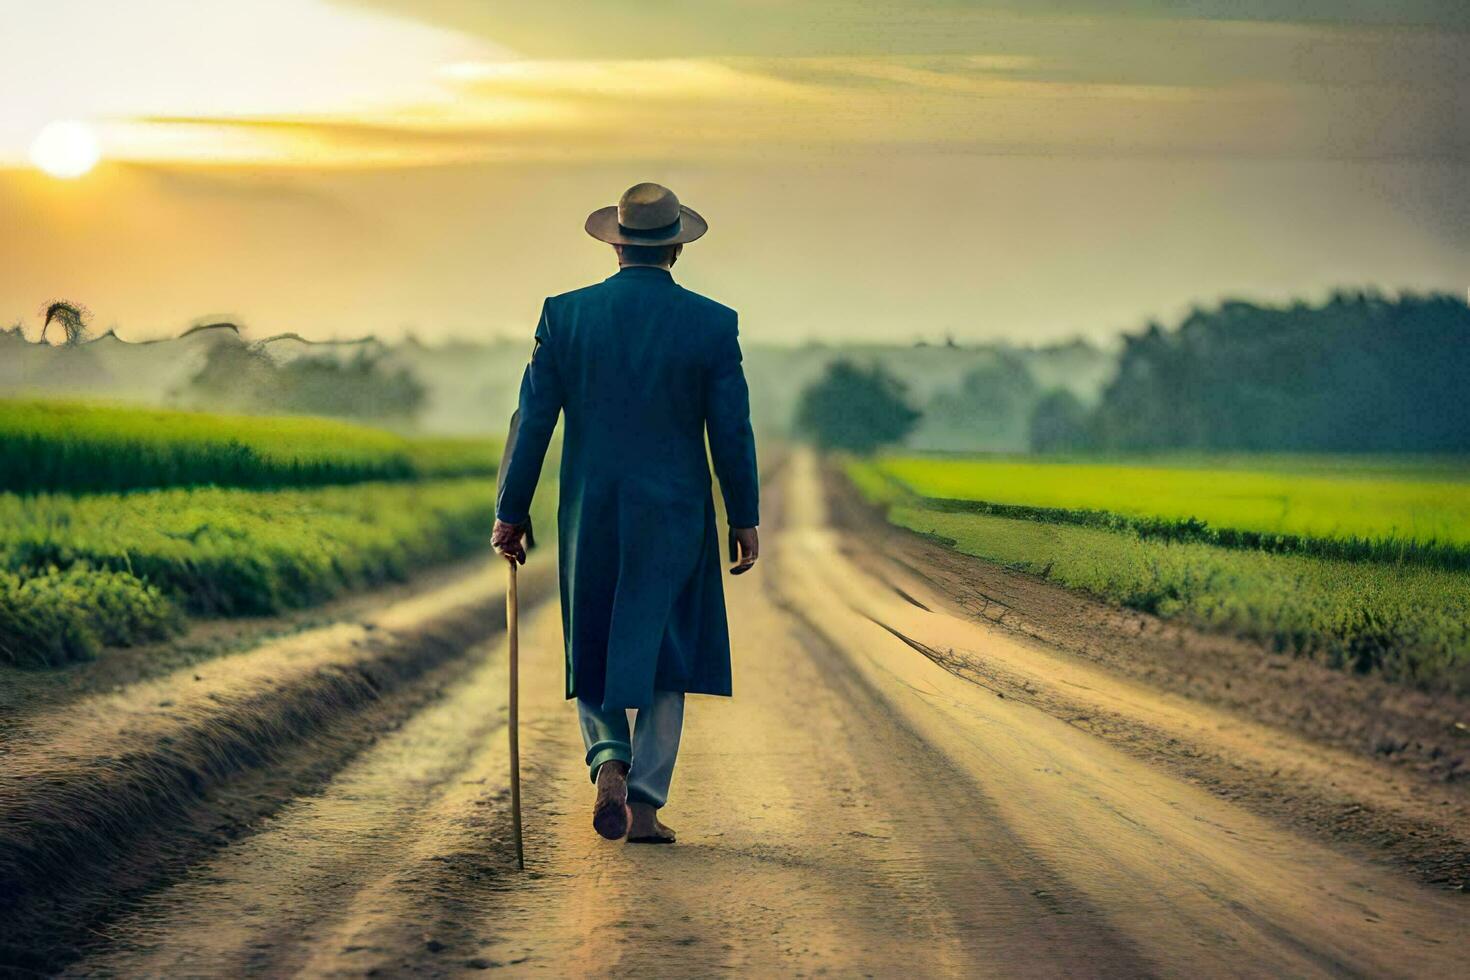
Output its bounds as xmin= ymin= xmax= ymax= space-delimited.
xmin=41 ymin=301 xmax=89 ymax=346
xmin=795 ymin=359 xmax=920 ymax=454
xmin=274 ymin=350 xmax=426 ymax=420
xmin=1028 ymin=389 xmax=1092 ymax=453
xmin=185 ymin=340 xmax=280 ymax=412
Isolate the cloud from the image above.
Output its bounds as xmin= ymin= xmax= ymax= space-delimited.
xmin=7 ymin=0 xmax=1462 ymax=170
xmin=99 ymin=47 xmax=1463 ymax=168
xmin=338 ymin=1 xmax=1470 ymax=60
xmin=438 ymin=57 xmax=820 ymax=103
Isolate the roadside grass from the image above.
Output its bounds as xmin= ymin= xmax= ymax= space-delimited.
xmin=848 ymin=458 xmax=1470 ymax=693
xmin=0 ymin=566 xmax=181 ymax=669
xmin=874 ymin=455 xmax=1470 ymax=570
xmin=0 ymin=479 xmax=496 ymax=667
xmin=0 ymin=399 xmax=499 ymax=494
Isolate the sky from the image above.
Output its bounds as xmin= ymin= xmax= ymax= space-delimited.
xmin=1 ymin=0 xmax=1465 ymax=345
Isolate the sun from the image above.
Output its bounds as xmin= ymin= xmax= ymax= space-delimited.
xmin=30 ymin=120 xmax=102 ymax=179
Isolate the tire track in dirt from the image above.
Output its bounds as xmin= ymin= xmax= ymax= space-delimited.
xmin=2 ymin=565 xmax=554 ymax=974
xmin=827 ymin=461 xmax=1470 ymax=890
xmin=71 ymin=526 xmax=1154 ymax=977
xmin=61 ymin=452 xmax=1470 ymax=977
xmin=773 ymin=449 xmax=1466 ymax=977
xmin=66 ymin=625 xmax=530 ymax=977
xmin=449 ymin=572 xmax=1152 ymax=976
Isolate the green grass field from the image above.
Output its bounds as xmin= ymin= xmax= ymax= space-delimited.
xmin=0 ymin=479 xmax=497 ymax=667
xmin=872 ymin=455 xmax=1470 ymax=568
xmin=0 ymin=399 xmax=528 ymax=668
xmin=849 ymin=455 xmax=1470 ymax=693
xmin=0 ymin=399 xmax=499 ymax=493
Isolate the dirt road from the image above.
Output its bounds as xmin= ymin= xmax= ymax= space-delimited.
xmin=69 ymin=452 xmax=1466 ymax=977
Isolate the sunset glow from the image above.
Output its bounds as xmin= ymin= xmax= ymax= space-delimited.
xmin=29 ymin=121 xmax=100 ymax=179
xmin=0 ymin=1 xmax=1464 ymax=345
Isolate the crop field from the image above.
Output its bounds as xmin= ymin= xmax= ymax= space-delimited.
xmin=0 ymin=400 xmax=524 ymax=668
xmin=849 ymin=455 xmax=1470 ymax=692
xmin=0 ymin=479 xmax=496 ymax=666
xmin=0 ymin=399 xmax=499 ymax=493
xmin=872 ymin=455 xmax=1470 ymax=569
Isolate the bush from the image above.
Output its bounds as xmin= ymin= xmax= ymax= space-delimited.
xmin=0 ymin=565 xmax=180 ymax=667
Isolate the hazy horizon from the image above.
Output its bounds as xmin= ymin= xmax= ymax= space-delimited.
xmin=4 ymin=1 xmax=1465 ymax=346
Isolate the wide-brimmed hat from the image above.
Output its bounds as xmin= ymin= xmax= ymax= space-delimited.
xmin=585 ymin=182 xmax=707 ymax=246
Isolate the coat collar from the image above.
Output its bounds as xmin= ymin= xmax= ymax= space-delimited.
xmin=607 ymin=266 xmax=675 ymax=284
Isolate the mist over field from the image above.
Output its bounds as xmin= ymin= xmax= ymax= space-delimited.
xmin=4 ymin=2 xmax=1470 ymax=974
xmin=0 ymin=314 xmax=1114 ymax=450
xmin=6 ymin=286 xmax=1465 ymax=455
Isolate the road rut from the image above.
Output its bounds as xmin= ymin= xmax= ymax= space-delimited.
xmin=69 ymin=452 xmax=1466 ymax=977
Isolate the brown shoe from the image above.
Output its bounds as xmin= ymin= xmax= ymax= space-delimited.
xmin=627 ymin=801 xmax=676 ymax=844
xmin=592 ymin=761 xmax=631 ymax=840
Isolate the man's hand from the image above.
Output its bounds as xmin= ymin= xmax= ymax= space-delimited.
xmin=728 ymin=526 xmax=759 ymax=575
xmin=493 ymin=519 xmax=528 ymax=565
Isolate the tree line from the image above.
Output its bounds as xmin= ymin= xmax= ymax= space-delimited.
xmin=1081 ymin=290 xmax=1469 ymax=453
xmin=3 ymin=302 xmax=428 ymax=423
xmin=797 ymin=291 xmax=1470 ymax=455
xmin=186 ymin=342 xmax=426 ymax=421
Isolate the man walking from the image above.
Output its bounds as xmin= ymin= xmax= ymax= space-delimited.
xmin=492 ymin=183 xmax=759 ymax=845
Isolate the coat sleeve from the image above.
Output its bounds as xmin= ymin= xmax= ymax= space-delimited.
xmin=495 ymin=300 xmax=563 ymax=526
xmin=705 ymin=313 xmax=760 ymax=528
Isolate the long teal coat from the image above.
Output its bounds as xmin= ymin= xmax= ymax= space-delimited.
xmin=496 ymin=267 xmax=759 ymax=711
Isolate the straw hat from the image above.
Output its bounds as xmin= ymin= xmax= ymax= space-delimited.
xmin=585 ymin=182 xmax=708 ymax=246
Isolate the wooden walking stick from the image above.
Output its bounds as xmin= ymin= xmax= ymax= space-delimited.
xmin=496 ymin=409 xmax=533 ymax=870
xmin=505 ymin=555 xmax=525 ymax=871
